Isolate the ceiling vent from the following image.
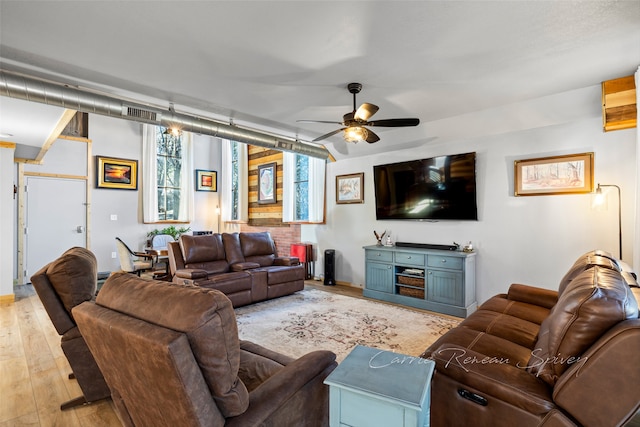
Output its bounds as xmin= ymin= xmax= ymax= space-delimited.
xmin=123 ymin=105 xmax=160 ymax=123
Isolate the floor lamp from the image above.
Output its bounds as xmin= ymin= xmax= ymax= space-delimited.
xmin=595 ymin=183 xmax=622 ymax=260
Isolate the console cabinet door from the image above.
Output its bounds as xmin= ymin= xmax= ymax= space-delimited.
xmin=366 ymin=262 xmax=394 ymax=293
xmin=427 ymin=269 xmax=463 ymax=306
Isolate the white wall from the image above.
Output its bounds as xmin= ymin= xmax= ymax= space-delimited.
xmin=303 ymin=84 xmax=637 ymax=305
xmin=89 ymin=117 xmax=222 ymax=272
xmin=13 ymin=115 xmax=222 ymax=277
xmin=1 ymin=144 xmax=15 ymax=298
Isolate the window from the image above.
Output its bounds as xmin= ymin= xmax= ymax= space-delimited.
xmin=283 ymin=152 xmax=325 ymax=223
xmin=230 ymin=141 xmax=240 ymax=220
xmin=156 ymin=127 xmax=182 ymax=220
xmin=294 ymin=154 xmax=309 ymax=221
xmin=221 ymin=139 xmax=248 ymax=223
xmin=142 ymin=124 xmax=193 ymax=223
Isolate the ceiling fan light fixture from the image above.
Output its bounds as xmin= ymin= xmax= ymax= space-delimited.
xmin=344 ymin=126 xmax=368 ymax=143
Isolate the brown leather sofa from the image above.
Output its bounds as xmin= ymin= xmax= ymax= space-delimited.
xmin=422 ymin=250 xmax=640 ymax=427
xmin=30 ymin=247 xmax=111 ymax=409
xmin=168 ymin=232 xmax=305 ymax=307
xmin=73 ymin=272 xmax=337 ymax=427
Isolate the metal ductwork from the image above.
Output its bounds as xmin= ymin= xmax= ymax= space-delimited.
xmin=0 ymin=70 xmax=330 ymax=159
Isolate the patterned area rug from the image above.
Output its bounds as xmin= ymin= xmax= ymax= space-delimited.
xmin=235 ymin=288 xmax=460 ymax=362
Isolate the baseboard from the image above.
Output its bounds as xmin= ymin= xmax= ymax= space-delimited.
xmin=0 ymin=293 xmax=15 ymax=305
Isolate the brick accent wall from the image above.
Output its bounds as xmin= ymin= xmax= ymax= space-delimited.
xmin=240 ymin=223 xmax=301 ymax=257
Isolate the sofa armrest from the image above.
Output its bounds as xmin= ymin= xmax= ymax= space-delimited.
xmin=273 ymin=257 xmax=299 ymax=266
xmin=225 ymin=350 xmax=337 ymax=427
xmin=552 ymin=319 xmax=640 ymax=427
xmin=174 ymin=269 xmax=208 ymax=280
xmin=430 ymin=344 xmax=554 ymax=415
xmin=239 ymin=340 xmax=295 ymax=366
xmin=230 ymin=262 xmax=261 ymax=272
xmin=507 ymin=283 xmax=558 ymax=309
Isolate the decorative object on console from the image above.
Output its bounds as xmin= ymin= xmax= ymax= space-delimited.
xmin=595 ymin=183 xmax=622 ymax=259
xmin=514 ymin=152 xmax=594 ymax=196
xmin=195 ymin=169 xmax=217 ymax=192
xmin=336 ymin=172 xmax=364 ymax=204
xmin=463 ymin=241 xmax=474 ymax=252
xmin=257 ymin=162 xmax=277 ymax=204
xmin=96 ymin=155 xmax=138 ymax=190
xmin=373 ymin=230 xmax=386 ymax=246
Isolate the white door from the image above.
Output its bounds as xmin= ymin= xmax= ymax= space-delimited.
xmin=25 ymin=176 xmax=87 ymax=279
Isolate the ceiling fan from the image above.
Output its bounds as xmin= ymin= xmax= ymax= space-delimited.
xmin=299 ymin=82 xmax=420 ymax=144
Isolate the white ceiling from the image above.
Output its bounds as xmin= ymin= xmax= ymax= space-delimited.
xmin=1 ymin=1 xmax=639 ymax=160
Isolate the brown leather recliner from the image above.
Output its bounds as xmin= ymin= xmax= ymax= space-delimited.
xmin=422 ymin=250 xmax=640 ymax=427
xmin=29 ymin=247 xmax=111 ymax=410
xmin=73 ymin=272 xmax=337 ymax=427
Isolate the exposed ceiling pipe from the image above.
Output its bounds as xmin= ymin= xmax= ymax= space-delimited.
xmin=0 ymin=69 xmax=330 ymax=159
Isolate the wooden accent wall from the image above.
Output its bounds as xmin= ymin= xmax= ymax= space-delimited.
xmin=248 ymin=146 xmax=285 ymax=227
xmin=602 ymin=75 xmax=637 ymax=132
xmin=244 ymin=145 xmax=303 ymax=257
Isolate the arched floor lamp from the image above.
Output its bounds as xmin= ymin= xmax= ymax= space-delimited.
xmin=595 ymin=183 xmax=622 ymax=260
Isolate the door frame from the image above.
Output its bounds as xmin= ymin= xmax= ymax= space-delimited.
xmin=16 ymin=137 xmax=92 ymax=285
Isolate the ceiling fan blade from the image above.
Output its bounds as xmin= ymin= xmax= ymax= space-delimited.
xmin=354 ymin=103 xmax=379 ymax=121
xmin=312 ymin=128 xmax=346 ymax=142
xmin=366 ymin=118 xmax=420 ymax=127
xmin=297 ymin=119 xmax=344 ymax=125
xmin=365 ymin=129 xmax=380 ymax=143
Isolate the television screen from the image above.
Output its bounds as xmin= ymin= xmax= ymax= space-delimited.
xmin=373 ymin=152 xmax=478 ymax=221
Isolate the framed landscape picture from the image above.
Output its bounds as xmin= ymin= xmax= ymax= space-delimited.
xmin=514 ymin=152 xmax=594 ymax=196
xmin=195 ymin=169 xmax=217 ymax=192
xmin=336 ymin=172 xmax=364 ymax=204
xmin=258 ymin=162 xmax=277 ymax=204
xmin=96 ymin=156 xmax=138 ymax=190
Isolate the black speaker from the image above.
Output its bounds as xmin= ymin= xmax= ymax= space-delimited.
xmin=324 ymin=249 xmax=336 ymax=286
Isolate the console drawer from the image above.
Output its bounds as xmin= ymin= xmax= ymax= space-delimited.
xmin=427 ymin=255 xmax=463 ymax=270
xmin=395 ymin=252 xmax=425 ymax=267
xmin=366 ymin=250 xmax=393 ymax=263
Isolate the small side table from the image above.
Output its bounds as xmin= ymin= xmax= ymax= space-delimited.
xmin=290 ymin=243 xmax=314 ymax=279
xmin=324 ymin=345 xmax=435 ymax=427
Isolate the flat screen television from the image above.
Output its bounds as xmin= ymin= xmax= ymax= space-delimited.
xmin=373 ymin=152 xmax=478 ymax=221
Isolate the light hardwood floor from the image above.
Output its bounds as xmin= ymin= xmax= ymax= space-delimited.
xmin=1 ymin=285 xmax=121 ymax=427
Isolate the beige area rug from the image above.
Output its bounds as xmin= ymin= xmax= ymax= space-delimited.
xmin=235 ymin=288 xmax=460 ymax=362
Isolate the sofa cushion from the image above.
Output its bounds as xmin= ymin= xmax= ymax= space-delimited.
xmin=239 ymin=232 xmax=277 ymax=266
xmin=96 ymin=272 xmax=249 ymax=417
xmin=180 ymin=234 xmax=226 ymax=264
xmin=529 ymin=266 xmax=638 ymax=385
xmin=45 ymin=247 xmax=97 ymax=316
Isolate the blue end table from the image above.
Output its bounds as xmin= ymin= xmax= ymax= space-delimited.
xmin=324 ymin=345 xmax=435 ymax=427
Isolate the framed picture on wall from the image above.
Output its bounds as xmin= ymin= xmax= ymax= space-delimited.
xmin=96 ymin=156 xmax=138 ymax=190
xmin=336 ymin=172 xmax=364 ymax=204
xmin=258 ymin=162 xmax=277 ymax=204
xmin=195 ymin=169 xmax=217 ymax=192
xmin=514 ymin=152 xmax=594 ymax=196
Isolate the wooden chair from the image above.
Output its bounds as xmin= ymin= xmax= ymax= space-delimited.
xmin=115 ymin=237 xmax=154 ymax=276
